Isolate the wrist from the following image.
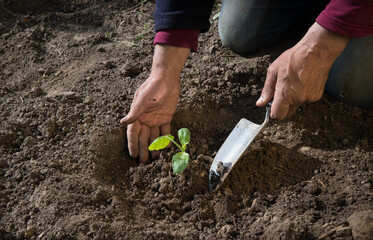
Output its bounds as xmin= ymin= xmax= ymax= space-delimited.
xmin=150 ymin=44 xmax=190 ymax=81
xmin=298 ymin=23 xmax=350 ymax=63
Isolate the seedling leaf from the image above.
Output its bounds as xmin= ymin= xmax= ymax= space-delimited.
xmin=172 ymin=152 xmax=189 ymax=174
xmin=148 ymin=128 xmax=191 ymax=174
xmin=178 ymin=128 xmax=190 ymax=150
xmin=148 ymin=135 xmax=174 ymax=151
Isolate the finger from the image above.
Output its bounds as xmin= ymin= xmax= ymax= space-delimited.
xmin=149 ymin=127 xmax=160 ymax=160
xmin=120 ymin=107 xmax=143 ymax=126
xmin=160 ymin=123 xmax=171 ymax=135
xmin=309 ymin=84 xmax=325 ymax=102
xmin=309 ymin=71 xmax=328 ymax=102
xmin=257 ymin=66 xmax=277 ymax=107
xmin=286 ymin=104 xmax=299 ymax=118
xmin=138 ymin=124 xmax=150 ymax=163
xmin=127 ymin=121 xmax=141 ymax=159
xmin=120 ymin=91 xmax=147 ymax=125
xmin=160 ymin=123 xmax=172 ymax=148
xmin=271 ymin=89 xmax=291 ymax=120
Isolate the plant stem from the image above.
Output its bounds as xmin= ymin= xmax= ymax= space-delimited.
xmin=165 ymin=136 xmax=184 ymax=152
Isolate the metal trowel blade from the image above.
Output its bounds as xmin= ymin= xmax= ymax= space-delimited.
xmin=209 ymin=105 xmax=271 ymax=193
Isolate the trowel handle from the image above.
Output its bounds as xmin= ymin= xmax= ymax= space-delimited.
xmin=264 ymin=100 xmax=273 ymax=123
xmin=263 ymin=100 xmax=272 ymax=125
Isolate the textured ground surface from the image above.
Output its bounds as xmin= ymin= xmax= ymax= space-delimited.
xmin=1 ymin=0 xmax=372 ymax=239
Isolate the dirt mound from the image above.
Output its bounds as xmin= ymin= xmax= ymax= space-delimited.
xmin=1 ymin=0 xmax=372 ymax=239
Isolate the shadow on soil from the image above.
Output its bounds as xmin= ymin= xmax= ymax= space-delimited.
xmin=292 ymin=96 xmax=373 ymax=151
xmin=90 ymin=127 xmax=136 ymax=185
xmin=222 ymin=141 xmax=321 ymax=195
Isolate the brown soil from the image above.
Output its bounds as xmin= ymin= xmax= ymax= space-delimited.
xmin=1 ymin=0 xmax=372 ymax=239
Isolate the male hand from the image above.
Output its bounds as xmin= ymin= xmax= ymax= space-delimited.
xmin=120 ymin=76 xmax=179 ymax=163
xmin=120 ymin=44 xmax=190 ymax=163
xmin=256 ymin=23 xmax=350 ymax=119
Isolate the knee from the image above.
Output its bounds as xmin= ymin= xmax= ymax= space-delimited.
xmin=325 ymin=75 xmax=373 ymax=109
xmin=325 ymin=36 xmax=373 ymax=109
xmin=217 ymin=0 xmax=268 ymax=53
xmin=217 ymin=0 xmax=295 ymax=53
xmin=218 ymin=24 xmax=263 ymax=53
xmin=218 ymin=1 xmax=269 ymax=53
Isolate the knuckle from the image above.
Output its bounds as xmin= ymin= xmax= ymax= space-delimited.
xmin=298 ymin=94 xmax=307 ymax=103
xmin=281 ymin=89 xmax=295 ymax=104
xmin=262 ymin=85 xmax=273 ymax=95
xmin=267 ymin=66 xmax=275 ymax=75
xmin=139 ymin=134 xmax=148 ymax=141
xmin=314 ymin=92 xmax=323 ymax=102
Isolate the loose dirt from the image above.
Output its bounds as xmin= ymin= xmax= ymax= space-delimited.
xmin=1 ymin=0 xmax=372 ymax=239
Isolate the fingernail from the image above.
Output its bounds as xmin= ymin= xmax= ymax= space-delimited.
xmin=256 ymin=96 xmax=264 ymax=103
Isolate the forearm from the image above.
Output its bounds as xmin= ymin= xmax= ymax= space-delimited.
xmin=150 ymin=44 xmax=191 ymax=81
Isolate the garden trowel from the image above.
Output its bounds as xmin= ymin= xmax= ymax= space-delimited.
xmin=209 ymin=102 xmax=272 ymax=192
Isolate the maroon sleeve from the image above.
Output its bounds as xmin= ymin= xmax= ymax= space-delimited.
xmin=154 ymin=29 xmax=200 ymax=52
xmin=316 ymin=0 xmax=373 ymax=38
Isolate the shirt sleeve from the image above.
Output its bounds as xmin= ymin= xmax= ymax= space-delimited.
xmin=316 ymin=0 xmax=373 ymax=38
xmin=154 ymin=29 xmax=200 ymax=52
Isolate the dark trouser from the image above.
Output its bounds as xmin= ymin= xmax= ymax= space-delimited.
xmin=218 ymin=0 xmax=373 ymax=109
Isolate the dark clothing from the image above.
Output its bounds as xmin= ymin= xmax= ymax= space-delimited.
xmin=153 ymin=0 xmax=373 ymax=37
xmin=153 ymin=0 xmax=215 ymax=33
xmin=152 ymin=0 xmax=373 ymax=108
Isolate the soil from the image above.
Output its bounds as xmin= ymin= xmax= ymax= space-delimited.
xmin=1 ymin=0 xmax=372 ymax=239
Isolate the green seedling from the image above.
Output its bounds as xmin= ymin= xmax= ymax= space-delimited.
xmin=148 ymin=128 xmax=191 ymax=174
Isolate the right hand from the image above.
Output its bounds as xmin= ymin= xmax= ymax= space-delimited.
xmin=120 ymin=44 xmax=190 ymax=163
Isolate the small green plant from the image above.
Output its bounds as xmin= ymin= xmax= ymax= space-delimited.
xmin=148 ymin=128 xmax=190 ymax=174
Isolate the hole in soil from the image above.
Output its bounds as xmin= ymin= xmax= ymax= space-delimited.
xmin=221 ymin=142 xmax=321 ymax=195
xmin=173 ymin=100 xmax=267 ymax=154
xmin=89 ymin=124 xmax=320 ymax=199
xmin=90 ymin=127 xmax=136 ymax=184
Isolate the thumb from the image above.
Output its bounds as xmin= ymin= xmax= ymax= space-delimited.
xmin=120 ymin=107 xmax=142 ymax=126
xmin=256 ymin=67 xmax=277 ymax=107
xmin=120 ymin=88 xmax=148 ymax=125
